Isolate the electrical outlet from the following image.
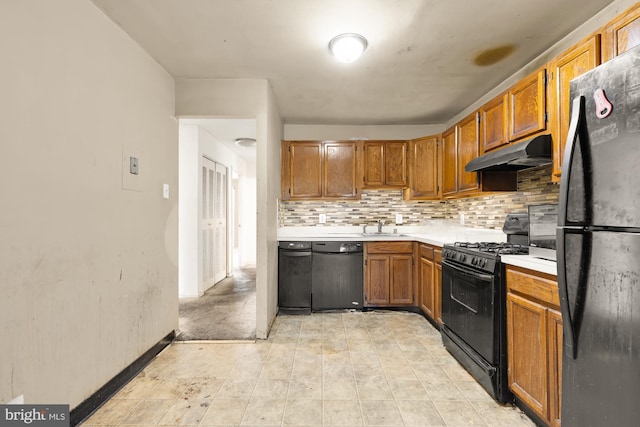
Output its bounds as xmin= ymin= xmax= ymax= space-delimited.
xmin=163 ymin=184 xmax=170 ymax=199
xmin=395 ymin=213 xmax=403 ymax=224
xmin=319 ymin=213 xmax=327 ymax=224
xmin=460 ymin=213 xmax=465 ymax=225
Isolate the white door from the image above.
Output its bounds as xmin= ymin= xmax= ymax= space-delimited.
xmin=200 ymin=157 xmax=228 ymax=289
xmin=213 ymin=161 xmax=227 ymax=283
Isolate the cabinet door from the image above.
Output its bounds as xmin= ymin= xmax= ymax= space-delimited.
xmin=324 ymin=141 xmax=359 ymax=198
xmin=418 ymin=247 xmax=435 ymax=318
xmin=385 ymin=142 xmax=407 ymax=187
xmin=407 ymin=135 xmax=439 ymax=199
xmin=288 ymin=141 xmax=323 ymax=199
xmin=603 ymin=3 xmax=640 ymax=61
xmin=434 ymin=252 xmax=442 ymax=326
xmin=457 ymin=112 xmax=480 ymax=193
xmin=481 ymin=93 xmax=509 ymax=153
xmin=507 ymin=292 xmax=549 ymax=421
xmin=509 ymin=69 xmax=547 ymax=141
xmin=389 ymin=254 xmax=413 ymax=305
xmin=548 ymin=36 xmax=600 ymax=182
xmin=548 ymin=308 xmax=563 ymax=427
xmin=363 ymin=141 xmax=385 ymax=187
xmin=441 ymin=128 xmax=457 ymax=197
xmin=365 ymin=255 xmax=390 ymax=305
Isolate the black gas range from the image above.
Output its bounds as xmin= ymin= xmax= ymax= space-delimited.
xmin=439 ymin=215 xmax=529 ymax=404
xmin=443 ymin=241 xmax=529 ymax=271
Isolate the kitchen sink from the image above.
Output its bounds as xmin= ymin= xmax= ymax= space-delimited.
xmin=361 ymin=233 xmax=407 ymax=237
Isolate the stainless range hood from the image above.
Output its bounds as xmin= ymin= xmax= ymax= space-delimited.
xmin=465 ymin=134 xmax=552 ymax=172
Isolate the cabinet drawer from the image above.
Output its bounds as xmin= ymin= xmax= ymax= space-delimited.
xmin=506 ymin=266 xmax=559 ymax=307
xmin=367 ymin=241 xmax=413 ymax=254
xmin=419 ymin=244 xmax=434 ymax=259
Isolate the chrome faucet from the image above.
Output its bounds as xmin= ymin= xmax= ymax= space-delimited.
xmin=377 ymin=220 xmax=384 ymax=233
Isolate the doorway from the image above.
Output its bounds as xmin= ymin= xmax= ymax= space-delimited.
xmin=177 ymin=118 xmax=257 ymax=340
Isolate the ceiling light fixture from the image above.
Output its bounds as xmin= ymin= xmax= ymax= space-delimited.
xmin=328 ymin=33 xmax=368 ymax=63
xmin=234 ymin=137 xmax=256 ymax=148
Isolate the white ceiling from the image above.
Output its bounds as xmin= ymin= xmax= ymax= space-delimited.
xmin=92 ymin=0 xmax=614 ymax=125
xmin=180 ymin=118 xmax=257 ymax=160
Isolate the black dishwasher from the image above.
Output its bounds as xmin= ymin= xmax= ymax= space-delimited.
xmin=278 ymin=241 xmax=312 ymax=314
xmin=312 ymin=241 xmax=363 ymax=311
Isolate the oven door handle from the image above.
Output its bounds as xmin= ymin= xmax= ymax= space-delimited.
xmin=442 ymin=259 xmax=494 ymax=282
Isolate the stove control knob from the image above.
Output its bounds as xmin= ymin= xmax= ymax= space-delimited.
xmin=481 ymin=259 xmax=487 ymax=267
xmin=471 ymin=257 xmax=477 ymax=265
xmin=460 ymin=254 xmax=466 ymax=262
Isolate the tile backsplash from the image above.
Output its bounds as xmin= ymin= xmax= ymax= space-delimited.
xmin=279 ymin=165 xmax=559 ymax=229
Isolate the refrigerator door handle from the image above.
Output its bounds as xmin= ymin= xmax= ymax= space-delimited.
xmin=556 ymin=229 xmax=576 ymax=359
xmin=557 ymin=229 xmax=591 ymax=360
xmin=558 ymin=96 xmax=585 ymax=227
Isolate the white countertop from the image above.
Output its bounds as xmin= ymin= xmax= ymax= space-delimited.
xmin=278 ymin=223 xmax=557 ymax=276
xmin=501 ymin=254 xmax=557 ymax=276
xmin=277 ymin=222 xmax=506 ymax=247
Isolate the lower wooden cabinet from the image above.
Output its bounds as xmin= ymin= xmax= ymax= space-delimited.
xmin=417 ymin=243 xmax=442 ymax=326
xmin=506 ymin=265 xmax=562 ymax=427
xmin=434 ymin=248 xmax=442 ymax=326
xmin=364 ymin=242 xmax=414 ymax=306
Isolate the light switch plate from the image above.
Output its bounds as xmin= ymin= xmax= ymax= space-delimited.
xmin=319 ymin=213 xmax=327 ymax=224
xmin=395 ymin=213 xmax=403 ymax=224
xmin=163 ymin=184 xmax=170 ymax=199
xmin=129 ymin=156 xmax=139 ymax=175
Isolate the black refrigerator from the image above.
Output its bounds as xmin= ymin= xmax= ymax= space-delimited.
xmin=558 ymin=44 xmax=640 ymax=426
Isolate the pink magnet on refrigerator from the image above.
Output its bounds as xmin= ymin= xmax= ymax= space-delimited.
xmin=593 ymin=88 xmax=613 ymax=118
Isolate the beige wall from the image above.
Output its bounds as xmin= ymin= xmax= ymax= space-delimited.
xmin=0 ymin=0 xmax=178 ymax=407
xmin=175 ymin=78 xmax=283 ymax=339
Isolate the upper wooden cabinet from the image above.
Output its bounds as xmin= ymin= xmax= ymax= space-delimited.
xmin=404 ymin=135 xmax=440 ymax=200
xmin=480 ymin=93 xmax=509 ymax=153
xmin=441 ymin=112 xmax=517 ymax=199
xmin=548 ymin=35 xmax=601 ymax=182
xmin=362 ymin=141 xmax=407 ymax=188
xmin=509 ymin=68 xmax=547 ymax=141
xmin=603 ymin=2 xmax=640 ymax=61
xmin=282 ymin=140 xmax=359 ymax=200
xmin=456 ymin=112 xmax=481 ymax=194
xmin=441 ymin=127 xmax=458 ymax=197
xmin=283 ymin=141 xmax=323 ymax=199
xmin=324 ymin=142 xmax=360 ymax=198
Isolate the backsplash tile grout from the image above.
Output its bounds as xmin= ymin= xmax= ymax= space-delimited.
xmin=280 ymin=165 xmax=559 ymax=229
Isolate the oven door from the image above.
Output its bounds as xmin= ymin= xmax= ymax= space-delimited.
xmin=441 ymin=259 xmax=497 ymax=364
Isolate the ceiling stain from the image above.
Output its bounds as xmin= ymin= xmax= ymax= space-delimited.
xmin=396 ymin=44 xmax=417 ymax=55
xmin=473 ymin=45 xmax=516 ymax=66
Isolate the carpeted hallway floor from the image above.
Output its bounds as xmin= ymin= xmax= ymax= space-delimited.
xmin=177 ymin=268 xmax=256 ymax=341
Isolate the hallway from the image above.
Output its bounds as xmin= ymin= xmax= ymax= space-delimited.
xmin=81 ymin=311 xmax=535 ymax=426
xmin=177 ymin=268 xmax=256 ymax=341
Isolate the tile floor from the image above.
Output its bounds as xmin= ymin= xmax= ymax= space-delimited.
xmin=81 ymin=311 xmax=536 ymax=426
xmin=177 ymin=268 xmax=256 ymax=341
